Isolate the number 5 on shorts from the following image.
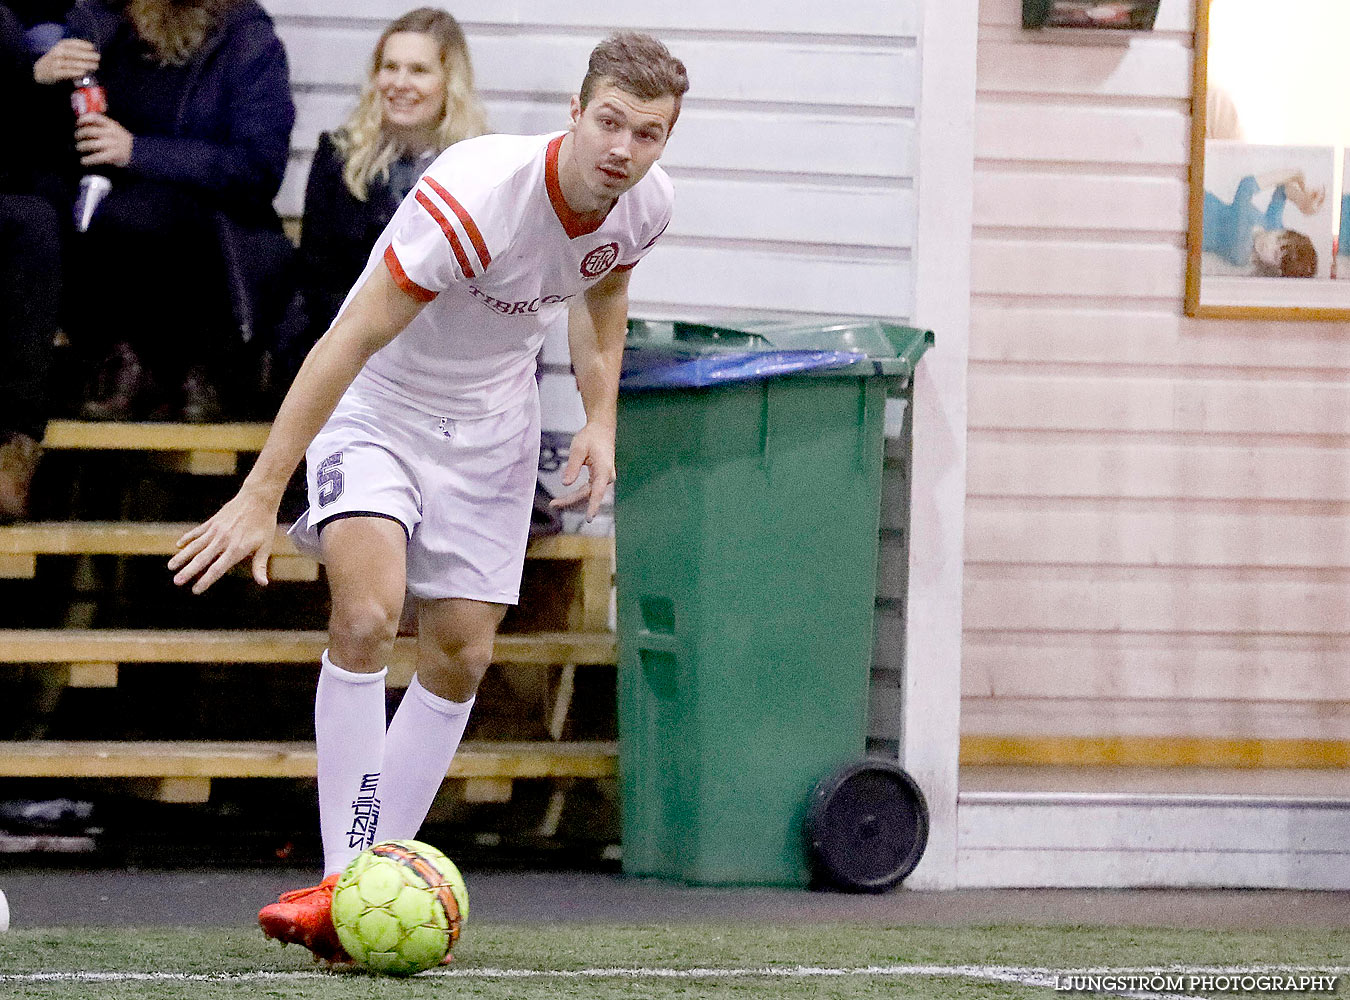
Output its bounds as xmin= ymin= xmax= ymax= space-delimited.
xmin=317 ymin=452 xmax=344 ymax=507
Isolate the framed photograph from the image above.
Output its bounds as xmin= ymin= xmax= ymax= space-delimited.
xmin=1191 ymin=141 xmax=1350 ymax=311
xmin=1022 ymin=0 xmax=1161 ymax=29
xmin=1186 ymin=0 xmax=1350 ymax=319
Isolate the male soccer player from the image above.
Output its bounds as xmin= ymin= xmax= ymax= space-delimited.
xmin=168 ymin=31 xmax=688 ymax=963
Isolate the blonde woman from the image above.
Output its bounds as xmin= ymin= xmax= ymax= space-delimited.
xmin=295 ymin=8 xmax=486 ymax=355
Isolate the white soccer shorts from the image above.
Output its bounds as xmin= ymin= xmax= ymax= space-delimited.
xmin=288 ymin=380 xmax=541 ymax=603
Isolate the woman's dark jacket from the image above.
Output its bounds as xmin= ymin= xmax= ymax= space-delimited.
xmin=66 ymin=0 xmax=296 ymax=343
xmin=297 ymin=130 xmax=404 ymax=343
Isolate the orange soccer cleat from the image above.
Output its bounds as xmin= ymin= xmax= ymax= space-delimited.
xmin=257 ymin=873 xmax=351 ymax=964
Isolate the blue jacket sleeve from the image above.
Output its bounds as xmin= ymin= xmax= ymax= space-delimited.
xmin=127 ymin=22 xmax=295 ymax=206
xmin=1264 ymin=186 xmax=1288 ymax=230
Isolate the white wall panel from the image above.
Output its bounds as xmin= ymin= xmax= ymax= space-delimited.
xmin=978 ymin=39 xmax=1191 ymax=100
xmin=627 ymin=245 xmax=909 ymax=318
xmin=281 ymin=28 xmax=919 ymax=108
xmin=965 ymin=568 xmax=1350 ymax=635
xmin=972 ymin=241 xmax=1183 ymax=298
xmin=973 ymin=174 xmax=1185 ymax=233
xmin=962 ymin=638 xmax=1350 ymax=702
xmin=966 ymin=504 xmax=1350 ymax=569
xmin=961 ymin=697 xmax=1350 ymax=741
xmin=966 ymin=439 xmax=1350 ymax=502
xmin=972 ymin=502 xmax=1350 ymax=566
xmin=976 ymin=103 xmax=1188 ymax=165
xmin=267 ymin=0 xmax=919 ymax=37
xmin=971 ymin=305 xmax=1350 ymax=368
xmin=970 ymin=373 xmax=1350 ymax=435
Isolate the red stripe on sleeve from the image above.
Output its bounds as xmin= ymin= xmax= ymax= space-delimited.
xmin=414 ymin=189 xmax=475 ymax=280
xmin=423 ymin=177 xmax=491 ymax=271
xmin=641 ymin=218 xmax=670 ymax=251
xmin=383 ymin=245 xmax=436 ymax=302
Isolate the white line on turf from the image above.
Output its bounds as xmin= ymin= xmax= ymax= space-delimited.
xmin=0 ymin=963 xmax=1343 ymax=994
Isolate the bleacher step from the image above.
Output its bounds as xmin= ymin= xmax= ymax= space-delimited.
xmin=0 ymin=739 xmax=618 ymax=804
xmin=0 ymin=628 xmax=615 ymax=662
xmin=0 ymin=522 xmax=612 ymax=590
xmin=41 ymin=421 xmax=272 ymax=475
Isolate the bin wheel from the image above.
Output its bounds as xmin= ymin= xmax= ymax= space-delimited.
xmin=804 ymin=759 xmax=929 ymax=893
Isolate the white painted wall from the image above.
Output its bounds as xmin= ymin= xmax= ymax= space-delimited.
xmin=960 ymin=0 xmax=1350 ymax=888
xmin=966 ymin=0 xmax=1350 ymax=742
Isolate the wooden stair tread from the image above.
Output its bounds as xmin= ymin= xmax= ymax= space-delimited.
xmin=0 ymin=522 xmax=611 ymax=561
xmin=0 ymin=629 xmax=617 ymax=664
xmin=0 ymin=740 xmax=618 ymax=779
xmin=42 ymin=421 xmax=272 ymax=452
xmin=0 ymin=522 xmax=303 ymax=557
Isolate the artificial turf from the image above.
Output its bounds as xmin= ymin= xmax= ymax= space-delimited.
xmin=0 ymin=924 xmax=1345 ymax=1000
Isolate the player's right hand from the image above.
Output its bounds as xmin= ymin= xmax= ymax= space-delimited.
xmin=32 ymin=39 xmax=99 ymax=85
xmin=168 ymin=491 xmax=276 ymax=594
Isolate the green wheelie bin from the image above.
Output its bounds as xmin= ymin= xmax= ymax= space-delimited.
xmin=614 ymin=319 xmax=933 ymax=887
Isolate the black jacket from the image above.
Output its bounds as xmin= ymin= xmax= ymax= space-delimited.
xmin=297 ymin=130 xmax=403 ymax=344
xmin=67 ymin=0 xmax=296 ymax=342
xmin=294 ymin=130 xmax=421 ymax=348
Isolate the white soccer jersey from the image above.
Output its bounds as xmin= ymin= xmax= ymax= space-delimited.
xmin=342 ymin=131 xmax=674 ymax=418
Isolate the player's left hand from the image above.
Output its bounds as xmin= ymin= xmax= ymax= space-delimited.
xmin=552 ymin=421 xmax=615 ymax=521
xmin=75 ymin=113 xmax=133 ymax=168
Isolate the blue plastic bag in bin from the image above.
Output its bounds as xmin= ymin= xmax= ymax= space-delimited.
xmin=619 ymin=346 xmax=866 ymax=391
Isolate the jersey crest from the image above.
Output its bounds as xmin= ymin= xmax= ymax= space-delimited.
xmin=580 ymin=242 xmax=620 ymax=279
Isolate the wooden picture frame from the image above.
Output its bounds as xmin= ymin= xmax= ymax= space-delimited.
xmin=1185 ymin=0 xmax=1350 ymax=319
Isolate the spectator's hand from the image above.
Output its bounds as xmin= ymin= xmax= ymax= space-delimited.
xmin=33 ymin=38 xmax=99 ymax=84
xmin=76 ymin=113 xmax=133 ymax=168
xmin=168 ymin=490 xmax=277 ymax=594
xmin=551 ymin=421 xmax=616 ymax=521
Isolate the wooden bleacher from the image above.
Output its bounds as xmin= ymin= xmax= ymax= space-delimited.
xmin=0 ymin=422 xmax=618 ymax=819
xmin=41 ymin=419 xmax=271 ymax=475
xmin=0 ymin=741 xmax=618 ymax=805
xmin=0 ymin=521 xmax=614 ymax=627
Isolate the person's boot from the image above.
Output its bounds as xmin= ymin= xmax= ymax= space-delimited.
xmin=179 ymin=366 xmax=224 ymax=423
xmin=80 ymin=343 xmax=146 ymax=421
xmin=0 ymin=433 xmax=41 ymax=524
xmin=257 ymin=874 xmax=351 ymax=964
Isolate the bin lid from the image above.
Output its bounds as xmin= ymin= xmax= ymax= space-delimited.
xmin=622 ymin=319 xmax=934 ymax=391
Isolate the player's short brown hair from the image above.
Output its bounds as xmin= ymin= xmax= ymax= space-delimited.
xmin=1276 ymin=231 xmax=1318 ymax=278
xmin=579 ymin=32 xmax=689 ymax=132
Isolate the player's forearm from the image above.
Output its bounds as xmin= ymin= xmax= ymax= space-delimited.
xmin=241 ymin=265 xmax=426 ymax=505
xmin=569 ymin=276 xmax=630 ymax=427
xmin=238 ymin=333 xmax=371 ymax=504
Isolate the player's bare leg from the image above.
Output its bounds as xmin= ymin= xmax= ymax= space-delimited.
xmin=375 ymin=598 xmax=507 ymax=842
xmin=259 ymin=516 xmax=408 ymax=963
xmin=323 ymin=515 xmax=409 ymax=674
xmin=414 ymin=597 xmax=507 ymax=702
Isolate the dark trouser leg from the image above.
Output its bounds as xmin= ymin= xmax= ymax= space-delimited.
xmin=66 ymin=178 xmax=233 ymax=411
xmin=0 ymin=193 xmax=59 ymax=442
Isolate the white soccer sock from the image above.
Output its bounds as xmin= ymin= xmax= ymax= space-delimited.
xmin=315 ymin=650 xmax=388 ymax=877
xmin=374 ymin=674 xmax=475 ymax=843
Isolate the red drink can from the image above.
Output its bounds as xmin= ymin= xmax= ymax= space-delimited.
xmin=71 ymin=74 xmax=107 ymax=117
